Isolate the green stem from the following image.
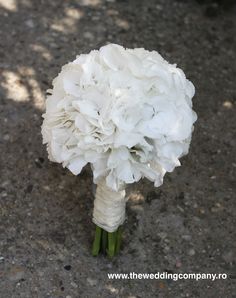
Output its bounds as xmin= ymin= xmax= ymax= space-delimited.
xmin=101 ymin=229 xmax=108 ymax=255
xmin=115 ymin=226 xmax=122 ymax=255
xmin=92 ymin=225 xmax=123 ymax=257
xmin=92 ymin=226 xmax=102 ymax=256
xmin=108 ymin=231 xmax=116 ymax=258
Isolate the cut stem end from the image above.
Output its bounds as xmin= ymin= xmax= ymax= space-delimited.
xmin=92 ymin=225 xmax=122 ymax=257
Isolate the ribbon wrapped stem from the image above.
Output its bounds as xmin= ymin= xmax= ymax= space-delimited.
xmin=92 ymin=179 xmax=126 ymax=257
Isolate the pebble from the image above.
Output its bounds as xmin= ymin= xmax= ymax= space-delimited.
xmin=130 ymin=205 xmax=143 ymax=213
xmin=156 ymin=4 xmax=163 ymax=11
xmin=49 ymin=42 xmax=58 ymax=49
xmin=86 ymin=277 xmax=97 ymax=286
xmin=175 ymin=260 xmax=182 ymax=268
xmin=38 ymin=271 xmax=44 ymax=277
xmin=164 ymin=246 xmax=170 ymax=252
xmin=43 ymin=185 xmax=51 ymax=191
xmin=211 ymin=207 xmax=219 ymax=213
xmin=81 ymin=0 xmax=100 ymax=6
xmin=222 ymin=251 xmax=234 ymax=264
xmin=223 ymin=101 xmax=233 ymax=108
xmin=84 ymin=32 xmax=94 ymax=40
xmin=177 ymin=205 xmax=184 ymax=213
xmin=25 ymin=19 xmax=35 ymax=28
xmin=71 ymin=281 xmax=78 ymax=288
xmin=199 ymin=208 xmax=205 ymax=215
xmin=106 ymin=263 xmax=113 ymax=269
xmin=0 ymin=192 xmax=7 ymax=198
xmin=115 ymin=18 xmax=130 ymax=31
xmin=1 ymin=181 xmax=10 ymax=187
xmin=158 ymin=232 xmax=167 ymax=239
xmin=107 ymin=9 xmax=119 ymax=16
xmin=188 ymin=249 xmax=195 ymax=256
xmin=182 ymin=235 xmax=191 ymax=241
xmin=3 ymin=134 xmax=10 ymax=141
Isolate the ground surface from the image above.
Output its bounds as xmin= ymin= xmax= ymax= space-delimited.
xmin=0 ymin=0 xmax=236 ymax=297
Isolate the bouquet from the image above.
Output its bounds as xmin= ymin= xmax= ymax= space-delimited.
xmin=42 ymin=44 xmax=197 ymax=257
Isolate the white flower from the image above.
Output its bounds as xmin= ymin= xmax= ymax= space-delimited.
xmin=42 ymin=44 xmax=197 ymax=191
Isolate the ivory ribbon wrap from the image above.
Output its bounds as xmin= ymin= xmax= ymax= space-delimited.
xmin=92 ymin=179 xmax=126 ymax=233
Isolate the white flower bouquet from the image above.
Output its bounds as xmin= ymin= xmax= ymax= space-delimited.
xmin=42 ymin=44 xmax=197 ymax=257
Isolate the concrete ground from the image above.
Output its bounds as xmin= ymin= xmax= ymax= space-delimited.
xmin=0 ymin=0 xmax=235 ymax=297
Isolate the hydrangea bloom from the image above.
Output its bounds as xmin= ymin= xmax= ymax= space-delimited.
xmin=42 ymin=44 xmax=197 ymax=192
